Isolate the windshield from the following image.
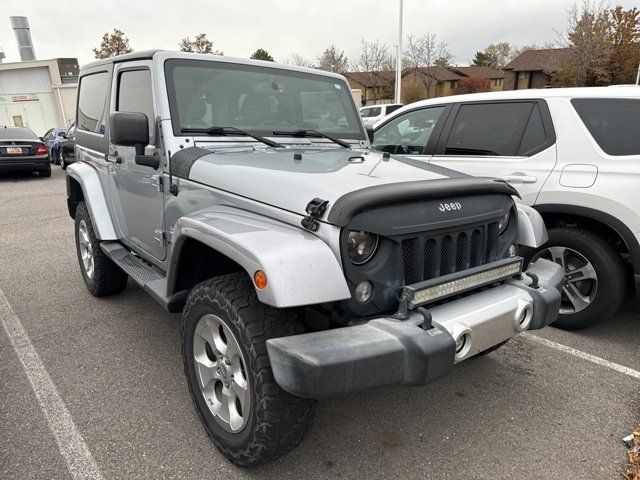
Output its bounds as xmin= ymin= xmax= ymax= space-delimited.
xmin=165 ymin=59 xmax=365 ymax=139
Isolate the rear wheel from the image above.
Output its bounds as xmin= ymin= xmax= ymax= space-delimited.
xmin=529 ymin=227 xmax=626 ymax=330
xmin=74 ymin=202 xmax=127 ymax=296
xmin=60 ymin=153 xmax=67 ymax=170
xmin=182 ymin=273 xmax=315 ymax=467
xmin=39 ymin=165 xmax=51 ymax=177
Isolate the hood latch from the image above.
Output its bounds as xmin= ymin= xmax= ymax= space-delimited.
xmin=301 ymin=198 xmax=329 ymax=232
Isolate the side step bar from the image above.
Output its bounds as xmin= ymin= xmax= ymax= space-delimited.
xmin=100 ymin=241 xmax=186 ymax=312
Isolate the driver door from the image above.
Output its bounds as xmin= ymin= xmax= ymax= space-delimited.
xmin=371 ymin=105 xmax=450 ymax=163
xmin=107 ymin=62 xmax=166 ymax=262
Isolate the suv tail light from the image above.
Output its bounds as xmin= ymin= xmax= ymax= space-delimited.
xmin=36 ymin=143 xmax=48 ymax=155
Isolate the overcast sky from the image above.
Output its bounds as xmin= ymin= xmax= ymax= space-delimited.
xmin=1 ymin=0 xmax=638 ymax=68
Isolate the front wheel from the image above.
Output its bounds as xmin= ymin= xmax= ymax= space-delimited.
xmin=182 ymin=273 xmax=315 ymax=467
xmin=529 ymin=227 xmax=626 ymax=330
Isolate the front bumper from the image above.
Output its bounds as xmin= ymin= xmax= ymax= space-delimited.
xmin=267 ymin=259 xmax=563 ymax=399
xmin=0 ymin=156 xmax=50 ymax=171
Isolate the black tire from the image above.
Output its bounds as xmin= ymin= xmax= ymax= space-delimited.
xmin=182 ymin=273 xmax=315 ymax=467
xmin=54 ymin=149 xmax=61 ymax=165
xmin=528 ymin=227 xmax=626 ymax=330
xmin=60 ymin=154 xmax=67 ymax=170
xmin=39 ymin=166 xmax=51 ymax=177
xmin=74 ymin=202 xmax=128 ymax=296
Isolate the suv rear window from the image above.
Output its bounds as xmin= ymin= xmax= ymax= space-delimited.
xmin=78 ymin=71 xmax=109 ymax=134
xmin=572 ymin=98 xmax=640 ymax=156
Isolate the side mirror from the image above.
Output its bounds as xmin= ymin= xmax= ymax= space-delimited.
xmin=39 ymin=136 xmax=44 ymax=141
xmin=366 ymin=127 xmax=375 ymax=144
xmin=109 ymin=112 xmax=149 ymax=155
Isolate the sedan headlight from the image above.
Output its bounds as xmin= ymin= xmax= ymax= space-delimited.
xmin=347 ymin=231 xmax=379 ymax=265
xmin=497 ymin=210 xmax=511 ymax=234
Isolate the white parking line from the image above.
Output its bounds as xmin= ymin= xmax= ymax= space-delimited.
xmin=0 ymin=287 xmax=103 ymax=480
xmin=524 ymin=332 xmax=640 ymax=380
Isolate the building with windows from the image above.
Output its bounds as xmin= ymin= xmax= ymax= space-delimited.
xmin=0 ymin=58 xmax=78 ymax=136
xmin=502 ymin=48 xmax=573 ymax=90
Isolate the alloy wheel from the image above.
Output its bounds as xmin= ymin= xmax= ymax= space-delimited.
xmin=532 ymin=246 xmax=598 ymax=314
xmin=193 ymin=314 xmax=250 ymax=433
xmin=78 ymin=220 xmax=94 ymax=278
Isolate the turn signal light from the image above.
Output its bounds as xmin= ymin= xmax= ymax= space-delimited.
xmin=253 ymin=270 xmax=268 ymax=290
xmin=36 ymin=143 xmax=48 ymax=155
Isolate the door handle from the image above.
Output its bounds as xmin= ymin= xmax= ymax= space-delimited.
xmin=500 ymin=174 xmax=536 ymax=184
xmin=105 ymin=153 xmax=122 ymax=164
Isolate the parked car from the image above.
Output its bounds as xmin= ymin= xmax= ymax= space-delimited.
xmin=359 ymin=103 xmax=403 ymax=127
xmin=66 ymin=50 xmax=563 ymax=467
xmin=41 ymin=127 xmax=67 ymax=164
xmin=0 ymin=126 xmax=51 ymax=177
xmin=370 ymin=86 xmax=640 ymax=330
xmin=57 ymin=123 xmax=76 ymax=170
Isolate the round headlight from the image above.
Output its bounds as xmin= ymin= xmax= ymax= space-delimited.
xmin=347 ymin=231 xmax=379 ymax=265
xmin=497 ymin=211 xmax=511 ymax=234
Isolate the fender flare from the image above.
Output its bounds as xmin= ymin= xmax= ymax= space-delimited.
xmin=516 ymin=204 xmax=548 ymax=248
xmin=66 ymin=162 xmax=118 ymax=240
xmin=534 ymin=203 xmax=640 ymax=273
xmin=167 ymin=206 xmax=351 ymax=308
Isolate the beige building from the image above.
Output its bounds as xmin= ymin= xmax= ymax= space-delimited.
xmin=0 ymin=58 xmax=78 ymax=135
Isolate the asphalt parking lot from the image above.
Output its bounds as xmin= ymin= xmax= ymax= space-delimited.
xmin=1 ymin=166 xmax=639 ymax=480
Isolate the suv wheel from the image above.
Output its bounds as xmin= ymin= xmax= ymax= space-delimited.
xmin=182 ymin=273 xmax=315 ymax=467
xmin=530 ymin=227 xmax=626 ymax=330
xmin=74 ymin=202 xmax=128 ymax=296
xmin=60 ymin=153 xmax=67 ymax=170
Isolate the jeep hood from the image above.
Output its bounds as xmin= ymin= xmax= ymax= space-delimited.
xmin=172 ymin=146 xmax=516 ymax=224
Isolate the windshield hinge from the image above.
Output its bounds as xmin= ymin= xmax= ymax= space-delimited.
xmin=301 ymin=198 xmax=329 ymax=232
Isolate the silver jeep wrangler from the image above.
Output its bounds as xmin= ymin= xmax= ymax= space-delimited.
xmin=66 ymin=50 xmax=564 ymax=467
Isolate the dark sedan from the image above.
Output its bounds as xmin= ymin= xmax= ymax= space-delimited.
xmin=0 ymin=126 xmax=51 ymax=177
xmin=57 ymin=123 xmax=76 ymax=170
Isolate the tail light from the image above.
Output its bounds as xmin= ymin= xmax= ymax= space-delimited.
xmin=36 ymin=143 xmax=48 ymax=155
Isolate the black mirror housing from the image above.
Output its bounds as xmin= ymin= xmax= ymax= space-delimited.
xmin=366 ymin=127 xmax=375 ymax=144
xmin=110 ymin=112 xmax=149 ymax=154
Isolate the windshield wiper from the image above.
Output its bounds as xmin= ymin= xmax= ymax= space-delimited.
xmin=181 ymin=126 xmax=284 ymax=148
xmin=272 ymin=129 xmax=351 ymax=149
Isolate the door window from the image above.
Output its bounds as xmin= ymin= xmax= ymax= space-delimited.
xmin=116 ymin=69 xmax=155 ymax=144
xmin=444 ymin=102 xmax=535 ymax=156
xmin=78 ymin=71 xmax=109 ymax=133
xmin=572 ymin=98 xmax=640 ymax=156
xmin=518 ymin=104 xmax=547 ymax=155
xmin=361 ymin=107 xmax=381 ymax=118
xmin=372 ymin=107 xmax=444 ymax=155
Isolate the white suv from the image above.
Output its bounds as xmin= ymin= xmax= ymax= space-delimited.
xmin=359 ymin=103 xmax=403 ymax=127
xmin=371 ymin=86 xmax=640 ymax=330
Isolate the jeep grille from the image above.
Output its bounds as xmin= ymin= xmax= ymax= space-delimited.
xmin=400 ymin=222 xmax=499 ymax=285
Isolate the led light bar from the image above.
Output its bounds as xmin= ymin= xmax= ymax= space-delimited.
xmin=403 ymin=258 xmax=524 ymax=309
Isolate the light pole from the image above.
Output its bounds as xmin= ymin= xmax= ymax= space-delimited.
xmin=395 ymin=0 xmax=403 ymax=104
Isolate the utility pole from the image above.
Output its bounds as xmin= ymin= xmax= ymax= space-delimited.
xmin=395 ymin=0 xmax=403 ymax=104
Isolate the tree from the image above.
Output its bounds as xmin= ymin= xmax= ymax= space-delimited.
xmin=317 ymin=45 xmax=349 ymax=74
xmin=179 ymin=33 xmax=222 ymax=55
xmin=473 ymin=42 xmax=536 ymax=68
xmin=472 ymin=51 xmax=497 ymax=67
xmin=556 ymin=0 xmax=613 ymax=86
xmin=457 ymin=77 xmax=492 ymax=94
xmin=92 ymin=29 xmax=133 ymax=59
xmin=353 ymin=39 xmax=390 ymax=101
xmin=288 ymin=53 xmax=314 ymax=68
xmin=403 ymin=33 xmax=453 ymax=98
xmin=608 ymin=6 xmax=640 ymax=84
xmin=250 ymin=48 xmax=274 ymax=62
